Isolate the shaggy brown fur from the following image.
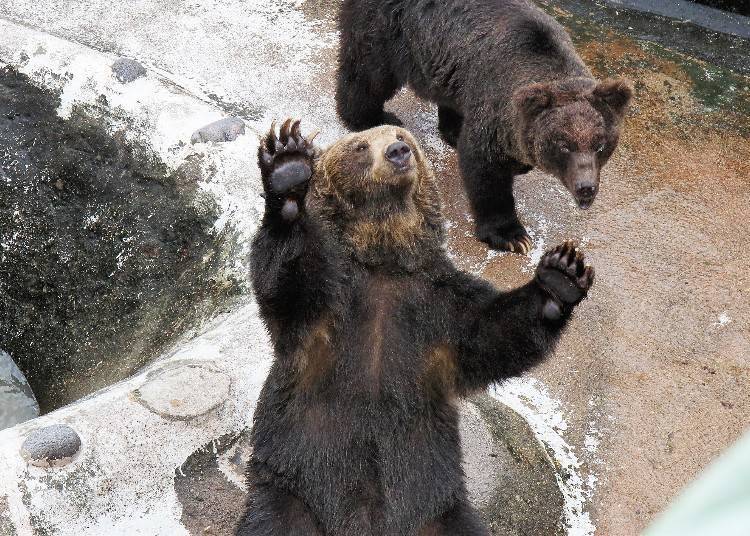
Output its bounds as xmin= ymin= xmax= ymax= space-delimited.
xmin=308 ymin=127 xmax=445 ymax=272
xmin=336 ymin=0 xmax=632 ymax=254
xmin=238 ymin=119 xmax=595 ymax=536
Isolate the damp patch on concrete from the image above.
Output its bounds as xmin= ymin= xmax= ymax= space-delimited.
xmin=469 ymin=395 xmax=565 ymax=535
xmin=175 ymin=433 xmax=251 ymax=536
xmin=491 ymin=379 xmax=596 ymax=536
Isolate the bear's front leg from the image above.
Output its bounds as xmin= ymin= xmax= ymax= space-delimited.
xmin=258 ymin=118 xmax=317 ymax=223
xmin=448 ymin=241 xmax=594 ymax=390
xmin=458 ymin=158 xmax=532 ymax=253
xmin=457 ymin=125 xmax=533 ymax=254
xmin=437 ymin=106 xmax=464 ymax=148
xmin=535 ymin=240 xmax=595 ymax=321
xmin=251 ymin=119 xmax=339 ymax=327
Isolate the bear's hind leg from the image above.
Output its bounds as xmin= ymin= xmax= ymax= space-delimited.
xmin=437 ymin=106 xmax=463 ymax=147
xmin=236 ymin=481 xmax=323 ymax=536
xmin=336 ymin=37 xmax=403 ymax=130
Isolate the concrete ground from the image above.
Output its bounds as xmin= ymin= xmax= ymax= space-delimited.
xmin=0 ymin=0 xmax=748 ymax=534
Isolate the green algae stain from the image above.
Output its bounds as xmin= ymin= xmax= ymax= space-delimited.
xmin=538 ymin=1 xmax=750 ymax=131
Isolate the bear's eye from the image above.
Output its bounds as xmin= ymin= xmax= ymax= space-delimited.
xmin=557 ymin=142 xmax=571 ymax=154
xmin=396 ymin=134 xmax=404 ymax=141
xmin=596 ymin=142 xmax=606 ymax=153
xmin=356 ymin=142 xmax=369 ymax=152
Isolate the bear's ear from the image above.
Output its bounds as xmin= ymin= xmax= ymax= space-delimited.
xmin=592 ymin=78 xmax=633 ymax=117
xmin=513 ymin=83 xmax=554 ymax=121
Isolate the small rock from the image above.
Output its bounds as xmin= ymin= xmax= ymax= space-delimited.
xmin=111 ymin=58 xmax=146 ymax=83
xmin=190 ymin=118 xmax=246 ymax=144
xmin=21 ymin=424 xmax=81 ymax=468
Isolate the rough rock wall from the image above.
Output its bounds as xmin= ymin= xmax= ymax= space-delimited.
xmin=0 ymin=67 xmax=240 ymax=411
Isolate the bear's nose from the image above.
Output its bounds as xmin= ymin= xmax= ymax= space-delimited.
xmin=576 ymin=185 xmax=596 ymax=199
xmin=385 ymin=141 xmax=411 ymax=166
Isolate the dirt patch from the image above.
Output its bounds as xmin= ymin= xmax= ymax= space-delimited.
xmin=0 ymin=67 xmax=240 ymax=412
xmin=175 ymin=434 xmax=251 ymax=536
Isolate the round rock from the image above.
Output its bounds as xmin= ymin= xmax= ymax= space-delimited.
xmin=111 ymin=58 xmax=147 ymax=83
xmin=190 ymin=117 xmax=246 ymax=144
xmin=133 ymin=364 xmax=231 ymax=420
xmin=21 ymin=424 xmax=81 ymax=468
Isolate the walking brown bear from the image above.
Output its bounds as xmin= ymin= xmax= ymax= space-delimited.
xmin=236 ymin=119 xmax=594 ymax=535
xmin=336 ymin=0 xmax=632 ymax=254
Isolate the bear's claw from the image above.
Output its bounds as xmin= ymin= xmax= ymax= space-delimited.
xmin=535 ymin=240 xmax=594 ymax=320
xmin=477 ymin=222 xmax=532 ymax=255
xmin=258 ymin=119 xmax=318 ymax=221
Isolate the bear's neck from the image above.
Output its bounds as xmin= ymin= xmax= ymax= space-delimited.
xmin=343 ymin=209 xmax=443 ymax=272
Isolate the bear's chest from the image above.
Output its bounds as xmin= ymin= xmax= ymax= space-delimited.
xmin=338 ymin=273 xmax=441 ymax=391
xmin=291 ymin=271 xmax=452 ymax=402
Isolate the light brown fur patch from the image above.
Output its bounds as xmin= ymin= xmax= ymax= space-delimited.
xmin=423 ymin=343 xmax=458 ymax=397
xmin=295 ymin=315 xmax=335 ymax=390
xmin=364 ymin=276 xmax=402 ymax=390
xmin=348 ymin=211 xmax=425 ymax=253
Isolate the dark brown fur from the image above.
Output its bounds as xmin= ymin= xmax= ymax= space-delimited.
xmin=336 ymin=0 xmax=632 ymax=253
xmin=238 ymin=120 xmax=595 ymax=535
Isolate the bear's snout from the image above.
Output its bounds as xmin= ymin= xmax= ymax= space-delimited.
xmin=568 ymin=152 xmax=599 ymax=209
xmin=575 ymin=185 xmax=597 ymax=209
xmin=385 ymin=141 xmax=412 ymax=169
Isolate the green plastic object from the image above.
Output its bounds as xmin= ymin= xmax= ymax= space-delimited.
xmin=644 ymin=431 xmax=750 ymax=536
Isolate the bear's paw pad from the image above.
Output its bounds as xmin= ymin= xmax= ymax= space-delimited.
xmin=536 ymin=241 xmax=594 ymax=310
xmin=259 ymin=118 xmax=317 ymax=195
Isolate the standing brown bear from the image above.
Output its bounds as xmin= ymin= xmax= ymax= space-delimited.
xmin=236 ymin=119 xmax=594 ymax=535
xmin=336 ymin=0 xmax=632 ymax=253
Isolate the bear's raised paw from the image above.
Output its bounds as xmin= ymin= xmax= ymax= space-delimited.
xmin=535 ymin=241 xmax=594 ymax=320
xmin=258 ymin=119 xmax=318 ymax=221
